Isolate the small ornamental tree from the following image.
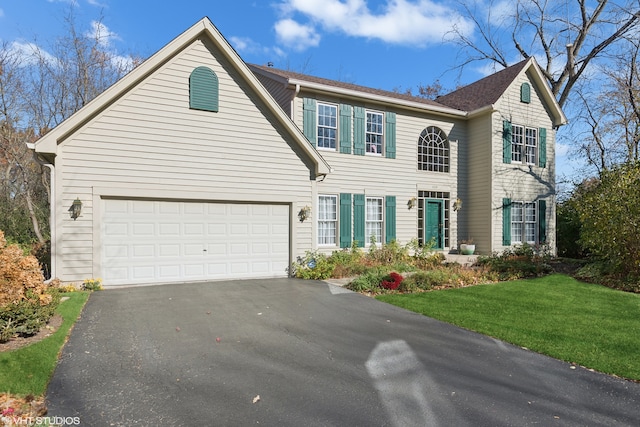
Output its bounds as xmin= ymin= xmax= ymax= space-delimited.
xmin=0 ymin=230 xmax=59 ymax=341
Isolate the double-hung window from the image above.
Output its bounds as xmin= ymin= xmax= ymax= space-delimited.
xmin=317 ymin=103 xmax=337 ymax=150
xmin=511 ymin=125 xmax=524 ymax=163
xmin=365 ymin=197 xmax=383 ymax=244
xmin=511 ymin=201 xmax=537 ymax=244
xmin=511 ymin=125 xmax=537 ymax=164
xmin=318 ymin=195 xmax=337 ymax=245
xmin=366 ymin=111 xmax=384 ymax=154
xmin=525 ymin=127 xmax=537 ymax=164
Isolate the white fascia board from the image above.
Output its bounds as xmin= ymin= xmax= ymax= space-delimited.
xmin=286 ymin=78 xmax=467 ymax=119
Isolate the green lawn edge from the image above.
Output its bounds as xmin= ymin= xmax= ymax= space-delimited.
xmin=376 ymin=274 xmax=640 ymax=381
xmin=0 ymin=291 xmax=90 ymax=396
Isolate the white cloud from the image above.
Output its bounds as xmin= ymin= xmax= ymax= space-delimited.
xmin=0 ymin=8 xmax=4 ymax=18
xmin=46 ymin=0 xmax=79 ymax=5
xmin=274 ymin=18 xmax=321 ymax=51
xmin=8 ymin=41 xmax=58 ymax=67
xmin=556 ymin=143 xmax=570 ymax=157
xmin=229 ymin=36 xmax=288 ymax=57
xmin=86 ymin=21 xmax=120 ymax=47
xmin=275 ymin=0 xmax=474 ymax=49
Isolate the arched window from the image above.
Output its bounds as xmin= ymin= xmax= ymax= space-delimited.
xmin=418 ymin=126 xmax=449 ymax=173
xmin=189 ymin=66 xmax=219 ymax=112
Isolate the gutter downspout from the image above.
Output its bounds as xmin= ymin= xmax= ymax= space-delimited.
xmin=291 ymin=83 xmax=301 ymax=122
xmin=27 ymin=143 xmax=56 ymax=281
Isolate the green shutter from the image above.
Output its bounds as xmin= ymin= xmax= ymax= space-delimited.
xmin=353 ymin=106 xmax=365 ymax=156
xmin=502 ymin=198 xmax=512 ymax=246
xmin=539 ymin=127 xmax=547 ymax=168
xmin=503 ymin=120 xmax=512 ymax=164
xmin=521 ymin=83 xmax=531 ymax=103
xmin=339 ymin=193 xmax=352 ymax=248
xmin=385 ymin=112 xmax=396 ymax=159
xmin=538 ymin=199 xmax=547 ymax=243
xmin=303 ymin=98 xmax=317 ymax=147
xmin=385 ymin=196 xmax=396 ymax=243
xmin=339 ymin=104 xmax=352 ymax=154
xmin=353 ymin=194 xmax=365 ymax=247
xmin=189 ymin=66 xmax=219 ymax=112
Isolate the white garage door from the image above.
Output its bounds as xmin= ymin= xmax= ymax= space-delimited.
xmin=101 ymin=199 xmax=290 ymax=286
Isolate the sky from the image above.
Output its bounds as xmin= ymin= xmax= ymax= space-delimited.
xmin=0 ymin=0 xmax=574 ymax=179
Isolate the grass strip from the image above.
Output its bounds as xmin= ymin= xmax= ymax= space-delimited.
xmin=377 ymin=274 xmax=640 ymax=380
xmin=0 ymin=291 xmax=90 ymax=396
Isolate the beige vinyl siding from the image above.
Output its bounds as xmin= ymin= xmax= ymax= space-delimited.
xmin=298 ymin=95 xmax=462 ymax=251
xmin=462 ymin=114 xmax=493 ymax=253
xmin=55 ymin=37 xmax=313 ymax=282
xmin=491 ymin=69 xmax=556 ymax=252
xmin=253 ymin=72 xmax=294 ymax=116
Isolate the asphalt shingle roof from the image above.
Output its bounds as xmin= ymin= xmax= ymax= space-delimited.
xmin=249 ymin=64 xmax=452 ymax=109
xmin=250 ymin=59 xmax=532 ymax=114
xmin=436 ymin=59 xmax=530 ymax=111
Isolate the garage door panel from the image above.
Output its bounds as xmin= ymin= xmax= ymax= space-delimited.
xmin=102 ymin=200 xmax=290 ymax=286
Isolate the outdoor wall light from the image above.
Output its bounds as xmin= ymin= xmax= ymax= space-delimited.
xmin=453 ymin=198 xmax=463 ymax=212
xmin=298 ymin=205 xmax=311 ymax=222
xmin=407 ymin=197 xmax=417 ymax=210
xmin=69 ymin=198 xmax=82 ymax=220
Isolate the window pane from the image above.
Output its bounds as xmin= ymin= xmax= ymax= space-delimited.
xmin=512 ymin=125 xmax=524 ymax=163
xmin=317 ymin=104 xmax=337 ymax=149
xmin=366 ymin=197 xmax=383 ymax=244
xmin=318 ymin=195 xmax=337 ymax=245
xmin=366 ymin=112 xmax=383 ymax=154
xmin=418 ymin=126 xmax=449 ymax=172
xmin=511 ymin=202 xmax=523 ymax=243
xmin=525 ymin=202 xmax=536 ymax=242
xmin=525 ymin=128 xmax=537 ymax=164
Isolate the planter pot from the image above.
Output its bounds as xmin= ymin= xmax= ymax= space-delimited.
xmin=460 ymin=244 xmax=476 ymax=255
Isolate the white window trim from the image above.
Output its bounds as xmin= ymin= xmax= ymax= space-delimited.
xmin=418 ymin=126 xmax=450 ymax=173
xmin=525 ymin=127 xmax=538 ymax=165
xmin=317 ymin=102 xmax=338 ymax=151
xmin=317 ymin=195 xmax=338 ymax=246
xmin=365 ymin=110 xmax=384 ymax=156
xmin=512 ymin=124 xmax=538 ymax=165
xmin=511 ymin=200 xmax=537 ymax=244
xmin=365 ymin=196 xmax=384 ymax=245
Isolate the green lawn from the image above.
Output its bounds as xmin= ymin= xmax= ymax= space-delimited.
xmin=0 ymin=291 xmax=90 ymax=396
xmin=377 ymin=274 xmax=640 ymax=381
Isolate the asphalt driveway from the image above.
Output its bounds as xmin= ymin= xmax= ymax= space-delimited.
xmin=47 ymin=279 xmax=640 ymax=426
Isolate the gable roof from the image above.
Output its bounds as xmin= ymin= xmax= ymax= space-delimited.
xmin=34 ymin=17 xmax=331 ymax=176
xmin=437 ymin=58 xmax=567 ymax=127
xmin=249 ymin=64 xmax=467 ymax=118
xmin=436 ymin=59 xmax=530 ymax=111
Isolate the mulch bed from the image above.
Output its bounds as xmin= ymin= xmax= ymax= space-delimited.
xmin=0 ymin=314 xmax=63 ymax=353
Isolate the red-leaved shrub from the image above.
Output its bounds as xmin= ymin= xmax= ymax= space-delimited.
xmin=380 ymin=272 xmax=403 ymax=290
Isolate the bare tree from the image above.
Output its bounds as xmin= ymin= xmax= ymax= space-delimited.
xmin=0 ymin=42 xmax=49 ymax=244
xmin=0 ymin=10 xmax=141 ymax=245
xmin=450 ymin=0 xmax=640 ymax=108
xmin=571 ymin=38 xmax=640 ymax=176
